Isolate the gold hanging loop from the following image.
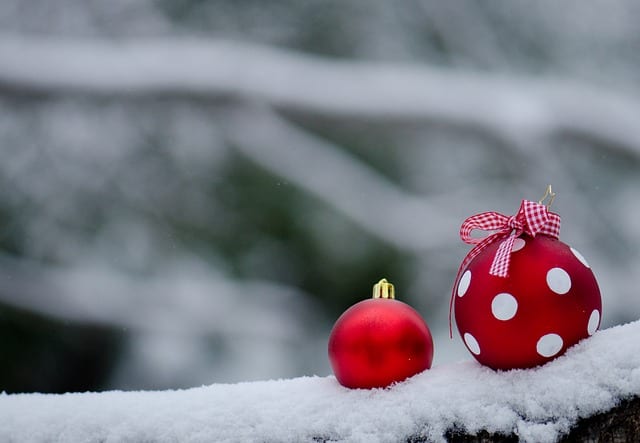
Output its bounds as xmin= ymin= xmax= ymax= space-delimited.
xmin=538 ymin=184 xmax=556 ymax=209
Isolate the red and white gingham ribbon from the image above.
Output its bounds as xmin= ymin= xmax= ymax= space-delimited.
xmin=449 ymin=199 xmax=561 ymax=336
xmin=459 ymin=199 xmax=561 ymax=278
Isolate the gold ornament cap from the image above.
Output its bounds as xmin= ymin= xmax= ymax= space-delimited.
xmin=372 ymin=278 xmax=395 ymax=299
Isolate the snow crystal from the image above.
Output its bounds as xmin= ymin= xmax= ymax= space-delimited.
xmin=2 ymin=320 xmax=640 ymax=443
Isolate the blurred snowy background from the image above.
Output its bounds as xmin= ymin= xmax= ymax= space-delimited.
xmin=0 ymin=1 xmax=639 ymax=393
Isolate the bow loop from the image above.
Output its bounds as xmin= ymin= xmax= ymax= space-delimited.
xmin=519 ymin=199 xmax=551 ymax=236
xmin=460 ymin=211 xmax=510 ymax=245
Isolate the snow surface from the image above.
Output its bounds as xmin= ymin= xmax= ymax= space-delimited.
xmin=2 ymin=320 xmax=640 ymax=443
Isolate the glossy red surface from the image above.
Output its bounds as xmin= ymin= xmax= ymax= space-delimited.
xmin=328 ymin=298 xmax=433 ymax=389
xmin=455 ymin=234 xmax=601 ymax=370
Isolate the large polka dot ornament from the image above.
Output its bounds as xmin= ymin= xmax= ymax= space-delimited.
xmin=451 ymin=189 xmax=601 ymax=370
xmin=329 ymin=279 xmax=434 ymax=389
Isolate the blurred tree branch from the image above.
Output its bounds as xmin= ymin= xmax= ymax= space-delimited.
xmin=0 ymin=35 xmax=639 ymax=158
xmin=224 ymin=106 xmax=459 ymax=251
xmin=0 ymin=254 xmax=315 ymax=340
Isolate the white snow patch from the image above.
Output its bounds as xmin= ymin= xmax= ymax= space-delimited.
xmin=2 ymin=320 xmax=640 ymax=443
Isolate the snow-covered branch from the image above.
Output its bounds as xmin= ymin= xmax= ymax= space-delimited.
xmin=0 ymin=254 xmax=314 ymax=340
xmin=1 ymin=35 xmax=640 ymax=156
xmin=1 ymin=320 xmax=639 ymax=442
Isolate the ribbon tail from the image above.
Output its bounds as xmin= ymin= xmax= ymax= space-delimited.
xmin=489 ymin=235 xmax=517 ymax=277
xmin=449 ymin=265 xmax=464 ymax=339
xmin=448 ymin=284 xmax=455 ymax=339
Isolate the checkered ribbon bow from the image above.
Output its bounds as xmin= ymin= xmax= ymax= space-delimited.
xmin=449 ymin=200 xmax=561 ymax=337
xmin=459 ymin=199 xmax=561 ymax=278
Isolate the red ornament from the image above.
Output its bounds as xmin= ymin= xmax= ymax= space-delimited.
xmin=452 ymin=188 xmax=602 ymax=370
xmin=328 ymin=279 xmax=434 ymax=389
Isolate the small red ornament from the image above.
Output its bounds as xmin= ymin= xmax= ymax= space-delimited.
xmin=452 ymin=187 xmax=602 ymax=370
xmin=328 ymin=279 xmax=434 ymax=389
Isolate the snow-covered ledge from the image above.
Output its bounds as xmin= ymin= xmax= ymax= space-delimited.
xmin=2 ymin=321 xmax=640 ymax=443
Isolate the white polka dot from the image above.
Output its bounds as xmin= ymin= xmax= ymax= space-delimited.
xmin=512 ymin=238 xmax=526 ymax=252
xmin=588 ymin=310 xmax=600 ymax=336
xmin=491 ymin=293 xmax=518 ymax=321
xmin=464 ymin=333 xmax=481 ymax=355
xmin=546 ymin=268 xmax=572 ymax=295
xmin=536 ymin=333 xmax=564 ymax=358
xmin=457 ymin=270 xmax=471 ymax=297
xmin=571 ymin=247 xmax=591 ymax=268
